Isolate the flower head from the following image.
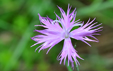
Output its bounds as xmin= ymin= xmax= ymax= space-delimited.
xmin=31 ymin=5 xmax=102 ymax=68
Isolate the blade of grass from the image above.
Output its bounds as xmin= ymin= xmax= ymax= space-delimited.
xmin=0 ymin=19 xmax=10 ymax=30
xmin=58 ymin=0 xmax=113 ymax=16
xmin=78 ymin=0 xmax=113 ymax=16
xmin=4 ymin=19 xmax=37 ymax=71
xmin=4 ymin=0 xmax=52 ymax=70
xmin=77 ymin=0 xmax=103 ymax=16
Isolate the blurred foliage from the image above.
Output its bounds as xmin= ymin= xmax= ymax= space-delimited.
xmin=0 ymin=0 xmax=113 ymax=71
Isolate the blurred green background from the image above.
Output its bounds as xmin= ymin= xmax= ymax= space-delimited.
xmin=0 ymin=0 xmax=113 ymax=71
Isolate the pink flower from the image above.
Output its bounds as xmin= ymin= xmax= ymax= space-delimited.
xmin=31 ymin=5 xmax=102 ymax=68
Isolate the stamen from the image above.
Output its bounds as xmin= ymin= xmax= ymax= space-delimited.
xmin=71 ymin=14 xmax=74 ymax=18
xmin=52 ymin=20 xmax=69 ymax=38
xmin=65 ymin=32 xmax=69 ymax=38
xmin=52 ymin=20 xmax=65 ymax=29
xmin=67 ymin=24 xmax=83 ymax=32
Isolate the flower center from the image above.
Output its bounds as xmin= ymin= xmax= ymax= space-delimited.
xmin=52 ymin=20 xmax=83 ymax=39
xmin=65 ymin=32 xmax=69 ymax=38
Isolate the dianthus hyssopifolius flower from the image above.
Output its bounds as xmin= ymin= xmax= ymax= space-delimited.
xmin=31 ymin=5 xmax=102 ymax=68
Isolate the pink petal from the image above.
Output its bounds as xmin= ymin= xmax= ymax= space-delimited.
xmin=57 ymin=38 xmax=83 ymax=68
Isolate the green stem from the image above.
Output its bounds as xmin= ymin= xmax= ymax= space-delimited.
xmin=66 ymin=61 xmax=79 ymax=71
xmin=66 ymin=61 xmax=73 ymax=71
xmin=74 ymin=44 xmax=79 ymax=71
xmin=76 ymin=65 xmax=79 ymax=71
